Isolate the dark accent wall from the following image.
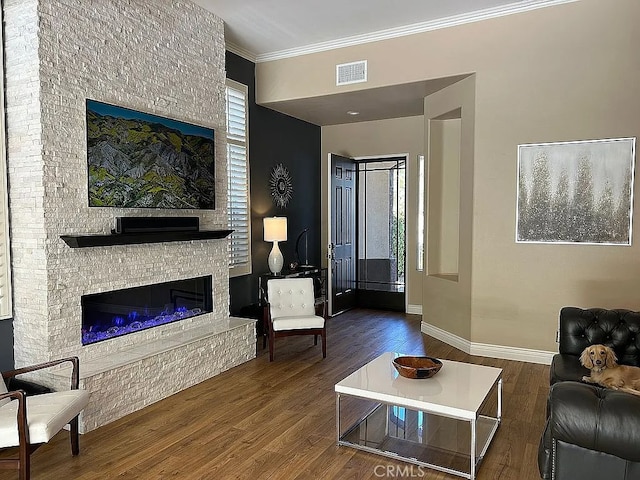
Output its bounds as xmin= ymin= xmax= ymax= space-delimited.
xmin=226 ymin=52 xmax=321 ymax=314
xmin=0 ymin=320 xmax=14 ymax=370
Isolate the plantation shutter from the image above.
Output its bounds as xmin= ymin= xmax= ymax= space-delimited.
xmin=0 ymin=175 xmax=10 ymax=319
xmin=0 ymin=13 xmax=11 ymax=319
xmin=226 ymin=80 xmax=251 ymax=276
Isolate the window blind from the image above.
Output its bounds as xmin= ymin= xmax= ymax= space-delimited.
xmin=226 ymin=80 xmax=251 ymax=276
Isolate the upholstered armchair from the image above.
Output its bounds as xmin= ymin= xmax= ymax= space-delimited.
xmin=265 ymin=277 xmax=327 ymax=361
xmin=0 ymin=357 xmax=90 ymax=480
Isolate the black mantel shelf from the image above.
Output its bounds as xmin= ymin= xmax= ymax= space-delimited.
xmin=60 ymin=229 xmax=233 ymax=248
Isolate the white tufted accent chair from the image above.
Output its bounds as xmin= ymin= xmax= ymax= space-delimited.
xmin=0 ymin=357 xmax=90 ymax=480
xmin=265 ymin=277 xmax=327 ymax=361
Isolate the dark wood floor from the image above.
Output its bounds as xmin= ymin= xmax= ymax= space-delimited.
xmin=0 ymin=309 xmax=549 ymax=479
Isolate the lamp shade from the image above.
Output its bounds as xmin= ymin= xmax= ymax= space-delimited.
xmin=263 ymin=217 xmax=287 ymax=242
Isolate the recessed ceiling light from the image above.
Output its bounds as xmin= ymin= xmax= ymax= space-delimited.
xmin=347 ymin=111 xmax=360 ymax=116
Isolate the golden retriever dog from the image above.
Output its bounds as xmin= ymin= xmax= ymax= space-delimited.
xmin=580 ymin=344 xmax=640 ymax=396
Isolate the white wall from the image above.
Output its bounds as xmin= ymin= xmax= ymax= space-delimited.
xmin=4 ymin=0 xmax=230 ymax=365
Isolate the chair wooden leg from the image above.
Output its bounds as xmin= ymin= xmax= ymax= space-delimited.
xmin=321 ymin=330 xmax=326 ymax=358
xmin=18 ymin=443 xmax=30 ymax=480
xmin=262 ymin=307 xmax=269 ymax=350
xmin=314 ymin=334 xmax=318 ymax=345
xmin=70 ymin=416 xmax=80 ymax=456
xmin=269 ymin=331 xmax=275 ymax=362
xmin=14 ymin=390 xmax=30 ymax=480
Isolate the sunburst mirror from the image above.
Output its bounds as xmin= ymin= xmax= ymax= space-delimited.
xmin=269 ymin=163 xmax=293 ymax=208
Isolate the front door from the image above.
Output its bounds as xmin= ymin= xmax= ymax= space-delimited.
xmin=328 ymin=154 xmax=357 ymax=315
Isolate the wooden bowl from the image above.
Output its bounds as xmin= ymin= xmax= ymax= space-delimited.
xmin=392 ymin=356 xmax=443 ymax=379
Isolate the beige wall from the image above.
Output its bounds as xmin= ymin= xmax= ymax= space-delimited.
xmin=264 ymin=0 xmax=640 ymax=351
xmin=423 ymin=76 xmax=475 ymax=341
xmin=428 ymin=118 xmax=461 ymax=277
xmin=322 ymin=117 xmax=424 ymax=307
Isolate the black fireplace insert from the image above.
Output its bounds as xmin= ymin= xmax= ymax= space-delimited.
xmin=81 ymin=276 xmax=213 ymax=345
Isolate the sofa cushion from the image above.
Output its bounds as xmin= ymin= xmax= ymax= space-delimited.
xmin=0 ymin=389 xmax=90 ymax=448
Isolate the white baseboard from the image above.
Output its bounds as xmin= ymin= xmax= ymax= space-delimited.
xmin=421 ymin=321 xmax=555 ymax=365
xmin=406 ymin=304 xmax=422 ymax=315
xmin=421 ymin=321 xmax=471 ymax=353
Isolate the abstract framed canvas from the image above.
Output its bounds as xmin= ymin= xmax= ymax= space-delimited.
xmin=516 ymin=137 xmax=636 ymax=245
xmin=86 ymin=99 xmax=215 ymax=209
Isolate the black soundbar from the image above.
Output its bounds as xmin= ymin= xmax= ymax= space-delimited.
xmin=114 ymin=216 xmax=200 ymax=234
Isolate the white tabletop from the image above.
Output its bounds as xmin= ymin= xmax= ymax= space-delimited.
xmin=335 ymin=352 xmax=502 ymax=421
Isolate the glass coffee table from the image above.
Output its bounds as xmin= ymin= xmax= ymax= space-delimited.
xmin=335 ymin=352 xmax=502 ymax=480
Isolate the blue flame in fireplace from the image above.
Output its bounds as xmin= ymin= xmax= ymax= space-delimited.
xmin=82 ymin=306 xmax=204 ymax=345
xmin=81 ymin=276 xmax=212 ymax=346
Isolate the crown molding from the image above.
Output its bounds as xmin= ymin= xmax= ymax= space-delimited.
xmin=225 ymin=41 xmax=257 ymax=64
xmin=255 ymin=0 xmax=578 ymax=63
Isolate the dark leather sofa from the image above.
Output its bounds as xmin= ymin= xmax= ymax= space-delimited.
xmin=538 ymin=307 xmax=640 ymax=479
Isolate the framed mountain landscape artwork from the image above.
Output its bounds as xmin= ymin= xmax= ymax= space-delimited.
xmin=516 ymin=137 xmax=636 ymax=245
xmin=86 ymin=99 xmax=215 ymax=209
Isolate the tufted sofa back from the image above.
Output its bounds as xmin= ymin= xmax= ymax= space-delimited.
xmin=559 ymin=307 xmax=640 ymax=367
xmin=267 ymin=277 xmax=316 ymax=319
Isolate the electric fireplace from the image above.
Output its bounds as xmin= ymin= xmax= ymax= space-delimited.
xmin=81 ymin=276 xmax=213 ymax=345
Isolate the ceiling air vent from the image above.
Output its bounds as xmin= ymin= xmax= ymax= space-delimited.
xmin=336 ymin=60 xmax=367 ymax=86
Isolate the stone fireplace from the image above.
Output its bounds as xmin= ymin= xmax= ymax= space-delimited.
xmin=3 ymin=0 xmax=256 ymax=433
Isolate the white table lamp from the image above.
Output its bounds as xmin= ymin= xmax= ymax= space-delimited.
xmin=264 ymin=217 xmax=287 ymax=275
